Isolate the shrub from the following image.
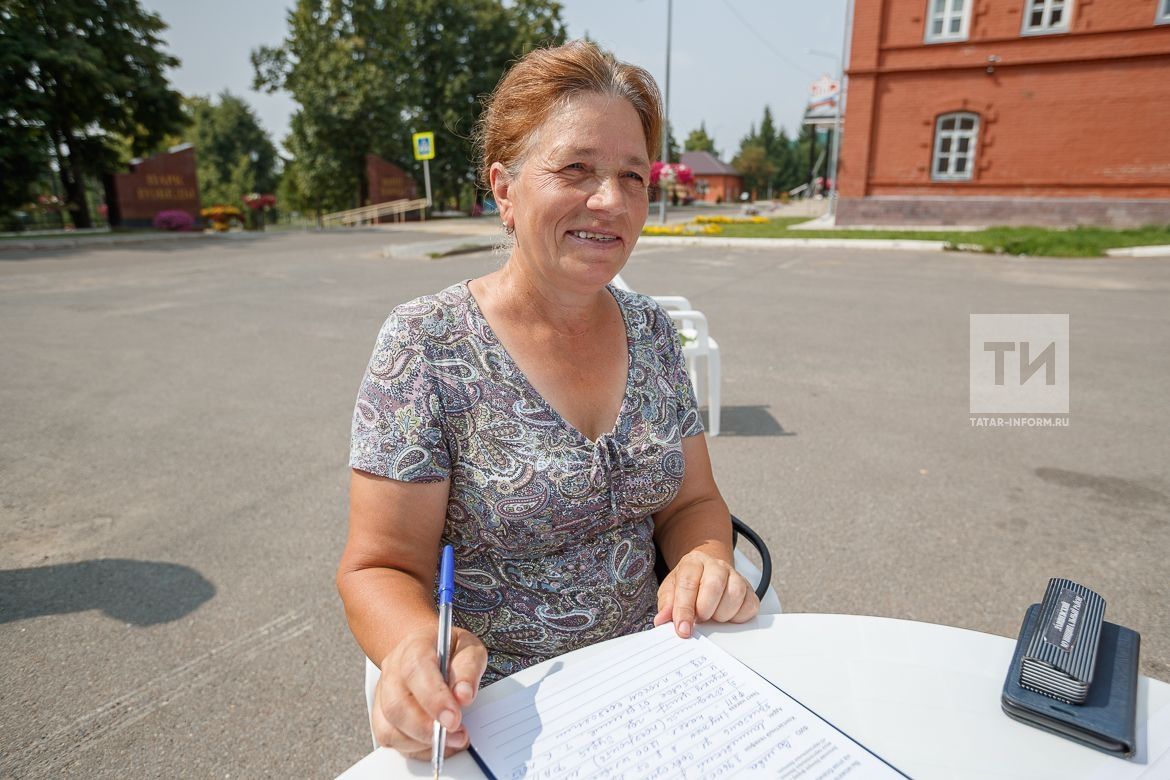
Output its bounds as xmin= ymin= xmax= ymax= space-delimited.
xmin=153 ymin=210 xmax=195 ymax=231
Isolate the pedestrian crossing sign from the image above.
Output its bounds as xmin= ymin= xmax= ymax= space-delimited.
xmin=412 ymin=132 xmax=435 ymax=161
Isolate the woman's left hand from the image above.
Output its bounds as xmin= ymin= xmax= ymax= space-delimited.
xmin=653 ymin=549 xmax=759 ymax=638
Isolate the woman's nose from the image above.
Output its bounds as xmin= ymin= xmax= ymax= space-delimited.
xmin=587 ymin=177 xmax=628 ymax=215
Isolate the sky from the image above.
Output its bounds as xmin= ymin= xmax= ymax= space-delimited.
xmin=140 ymin=0 xmax=849 ymax=160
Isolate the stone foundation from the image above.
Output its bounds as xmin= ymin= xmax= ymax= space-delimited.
xmin=836 ymin=196 xmax=1170 ymax=228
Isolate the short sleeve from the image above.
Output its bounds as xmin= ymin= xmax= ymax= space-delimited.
xmin=349 ymin=313 xmax=452 ymax=482
xmin=657 ymin=304 xmax=705 ymax=438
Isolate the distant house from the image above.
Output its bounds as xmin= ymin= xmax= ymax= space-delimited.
xmin=838 ymin=0 xmax=1170 ymax=227
xmin=680 ymin=152 xmax=743 ymax=203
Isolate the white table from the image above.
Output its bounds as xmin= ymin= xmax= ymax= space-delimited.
xmin=338 ymin=613 xmax=1170 ymax=779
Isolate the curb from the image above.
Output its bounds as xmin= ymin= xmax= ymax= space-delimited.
xmin=1104 ymin=245 xmax=1170 ymax=258
xmin=637 ymin=236 xmax=950 ymax=252
xmin=383 ymin=238 xmax=495 ymax=259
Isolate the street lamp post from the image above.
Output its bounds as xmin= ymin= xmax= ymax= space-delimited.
xmin=659 ymin=0 xmax=672 ymax=225
xmin=806 ymin=48 xmax=843 ymax=220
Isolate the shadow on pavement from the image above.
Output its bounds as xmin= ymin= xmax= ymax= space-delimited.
xmin=708 ymin=406 xmax=795 ymax=437
xmin=0 ymin=559 xmax=215 ymax=626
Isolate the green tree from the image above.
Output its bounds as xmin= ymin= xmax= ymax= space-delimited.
xmin=758 ymin=106 xmax=778 ymax=159
xmin=1 ymin=0 xmax=186 ymax=228
xmin=796 ymin=123 xmax=822 ymax=191
xmin=732 ymin=143 xmax=774 ymax=199
xmin=662 ymin=121 xmax=681 ymax=163
xmin=182 ymin=93 xmax=279 ymax=207
xmin=400 ymin=0 xmax=565 ymax=209
xmin=254 ymin=0 xmax=566 ymax=215
xmin=683 ymin=121 xmax=718 ymax=158
xmin=254 ymin=0 xmax=410 ymax=213
xmin=771 ymin=127 xmax=801 ymax=194
xmin=0 ymin=120 xmax=48 ymax=228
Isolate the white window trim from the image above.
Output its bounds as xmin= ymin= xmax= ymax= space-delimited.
xmin=1021 ymin=0 xmax=1074 ymax=36
xmin=924 ymin=0 xmax=973 ymax=43
xmin=1157 ymin=0 xmax=1170 ymax=25
xmin=931 ymin=113 xmax=980 ymax=182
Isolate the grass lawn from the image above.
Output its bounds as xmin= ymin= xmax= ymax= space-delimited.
xmin=707 ymin=218 xmax=1170 ymax=258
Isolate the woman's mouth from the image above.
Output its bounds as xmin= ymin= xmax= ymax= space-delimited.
xmin=568 ymin=230 xmax=620 ymax=244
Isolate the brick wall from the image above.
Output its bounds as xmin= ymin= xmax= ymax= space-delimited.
xmin=839 ymin=0 xmax=1170 ymax=224
xmin=694 ymin=174 xmax=743 ymax=203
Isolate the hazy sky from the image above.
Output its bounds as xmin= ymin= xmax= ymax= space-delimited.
xmin=140 ymin=0 xmax=848 ymax=160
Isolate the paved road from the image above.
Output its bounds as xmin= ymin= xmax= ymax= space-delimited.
xmin=1 ymin=227 xmax=1167 ymax=776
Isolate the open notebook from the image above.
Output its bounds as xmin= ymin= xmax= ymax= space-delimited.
xmin=462 ymin=623 xmax=906 ymax=779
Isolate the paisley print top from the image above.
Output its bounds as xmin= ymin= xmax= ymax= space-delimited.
xmin=349 ymin=280 xmax=703 ymax=684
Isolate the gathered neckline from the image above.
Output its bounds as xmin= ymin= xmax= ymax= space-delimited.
xmin=459 ymin=279 xmax=635 ymax=448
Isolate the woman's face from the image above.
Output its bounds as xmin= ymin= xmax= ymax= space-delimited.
xmin=493 ymin=92 xmax=651 ymax=292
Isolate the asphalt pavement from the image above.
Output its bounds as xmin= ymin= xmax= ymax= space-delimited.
xmin=1 ymin=224 xmax=1167 ymax=776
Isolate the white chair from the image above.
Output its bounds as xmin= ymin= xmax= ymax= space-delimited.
xmin=666 ymin=308 xmax=721 ymax=438
xmin=611 ymin=275 xmax=722 ymax=436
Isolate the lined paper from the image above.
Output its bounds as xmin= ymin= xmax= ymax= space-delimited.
xmin=463 ymin=623 xmax=904 ymax=779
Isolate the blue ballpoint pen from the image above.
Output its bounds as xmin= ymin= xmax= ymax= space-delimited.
xmin=432 ymin=545 xmax=455 ymax=780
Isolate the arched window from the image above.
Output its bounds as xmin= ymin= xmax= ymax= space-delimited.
xmin=932 ymin=112 xmax=980 ymax=182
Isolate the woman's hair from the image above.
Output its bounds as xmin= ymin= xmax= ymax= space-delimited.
xmin=474 ymin=40 xmax=663 ymax=188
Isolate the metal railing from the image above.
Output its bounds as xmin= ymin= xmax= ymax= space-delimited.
xmin=319 ymin=198 xmax=429 ymax=228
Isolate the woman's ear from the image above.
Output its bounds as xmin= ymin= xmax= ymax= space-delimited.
xmin=489 ymin=162 xmax=514 ymax=230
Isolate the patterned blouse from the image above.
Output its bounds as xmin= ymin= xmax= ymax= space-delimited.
xmin=349 ymin=280 xmax=703 ymax=684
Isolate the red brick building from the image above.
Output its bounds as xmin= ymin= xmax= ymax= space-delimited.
xmin=680 ymin=151 xmax=744 ymax=203
xmin=837 ymin=0 xmax=1170 ymax=226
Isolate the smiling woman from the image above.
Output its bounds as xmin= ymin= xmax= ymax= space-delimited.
xmin=337 ymin=40 xmax=759 ymax=763
xmin=489 ymin=92 xmax=651 ymax=293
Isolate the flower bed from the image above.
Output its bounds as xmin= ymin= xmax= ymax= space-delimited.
xmin=200 ymin=205 xmax=243 ymax=232
xmin=641 ymin=223 xmax=724 ymax=236
xmin=694 ymin=215 xmax=769 ymax=224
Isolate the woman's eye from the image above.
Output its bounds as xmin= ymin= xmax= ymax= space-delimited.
xmin=625 ymin=172 xmax=646 ymax=183
xmin=564 ymin=163 xmax=586 ymax=171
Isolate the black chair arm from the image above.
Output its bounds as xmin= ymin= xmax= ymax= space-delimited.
xmin=653 ymin=514 xmax=773 ymax=602
xmin=730 ymin=514 xmax=773 ymax=602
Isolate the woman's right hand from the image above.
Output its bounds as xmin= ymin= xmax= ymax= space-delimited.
xmin=371 ymin=625 xmax=488 ymax=760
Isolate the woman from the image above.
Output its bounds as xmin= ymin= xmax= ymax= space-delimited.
xmin=338 ymin=40 xmax=759 ymax=761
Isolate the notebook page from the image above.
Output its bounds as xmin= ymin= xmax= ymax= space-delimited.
xmin=463 ymin=623 xmax=904 ymax=779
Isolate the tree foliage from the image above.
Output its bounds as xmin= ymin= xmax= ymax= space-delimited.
xmin=254 ymin=0 xmax=566 ymax=214
xmin=182 ymin=93 xmax=279 ymax=207
xmin=1 ymin=0 xmax=187 ymax=227
xmin=683 ymin=121 xmax=719 ymax=158
xmin=731 ymin=143 xmax=775 ymax=198
xmin=732 ymin=105 xmax=807 ymax=197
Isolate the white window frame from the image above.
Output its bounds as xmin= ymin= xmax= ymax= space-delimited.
xmin=924 ymin=0 xmax=972 ymax=43
xmin=1157 ymin=0 xmax=1170 ymax=25
xmin=1021 ymin=0 xmax=1073 ymax=35
xmin=931 ymin=113 xmax=980 ymax=182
